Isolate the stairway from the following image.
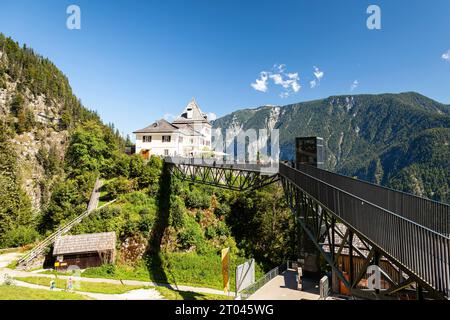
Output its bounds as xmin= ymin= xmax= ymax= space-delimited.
xmin=17 ymin=179 xmax=115 ymax=268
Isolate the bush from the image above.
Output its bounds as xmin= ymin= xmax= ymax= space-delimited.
xmin=2 ymin=225 xmax=39 ymax=247
xmin=114 ymin=153 xmax=131 ymax=177
xmin=215 ymin=220 xmax=230 ymax=237
xmin=129 ymin=154 xmax=145 ymax=178
xmin=185 ymin=190 xmax=210 ymax=209
xmin=178 ymin=216 xmax=204 ymax=250
xmin=169 ymin=197 xmax=186 ymax=230
xmin=205 ymin=226 xmax=217 ymax=239
xmin=214 ymin=202 xmax=230 ymax=217
xmin=105 ymin=177 xmax=134 ymax=199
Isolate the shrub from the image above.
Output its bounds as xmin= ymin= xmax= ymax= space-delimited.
xmin=205 ymin=226 xmax=217 ymax=239
xmin=195 ymin=210 xmax=204 ymax=223
xmin=169 ymin=197 xmax=186 ymax=230
xmin=114 ymin=153 xmax=131 ymax=177
xmin=105 ymin=177 xmax=134 ymax=199
xmin=2 ymin=225 xmax=39 ymax=247
xmin=178 ymin=216 xmax=204 ymax=250
xmin=215 ymin=220 xmax=230 ymax=237
xmin=214 ymin=202 xmax=230 ymax=217
xmin=129 ymin=154 xmax=145 ymax=178
xmin=185 ymin=190 xmax=210 ymax=209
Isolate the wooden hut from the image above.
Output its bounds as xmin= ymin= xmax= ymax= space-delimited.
xmin=53 ymin=232 xmax=116 ymax=270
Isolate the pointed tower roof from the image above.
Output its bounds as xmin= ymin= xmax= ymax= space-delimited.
xmin=172 ymin=98 xmax=210 ymax=124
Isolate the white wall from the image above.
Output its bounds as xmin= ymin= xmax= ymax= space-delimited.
xmin=135 ymin=133 xmax=180 ymax=156
xmin=135 ymin=122 xmax=212 ymax=157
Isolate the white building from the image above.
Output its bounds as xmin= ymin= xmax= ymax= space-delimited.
xmin=134 ymin=98 xmax=212 ymax=158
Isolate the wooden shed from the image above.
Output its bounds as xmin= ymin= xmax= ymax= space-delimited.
xmin=53 ymin=232 xmax=116 ymax=270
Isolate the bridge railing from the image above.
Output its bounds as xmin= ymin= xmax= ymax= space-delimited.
xmin=239 ymin=262 xmax=290 ymax=300
xmin=294 ymin=163 xmax=450 ymax=236
xmin=280 ymin=163 xmax=450 ymax=296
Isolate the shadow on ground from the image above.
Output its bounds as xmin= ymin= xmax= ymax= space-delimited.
xmin=145 ymin=163 xmax=208 ymax=300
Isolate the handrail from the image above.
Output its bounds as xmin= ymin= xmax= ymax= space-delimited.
xmin=17 ymin=177 xmax=115 ymax=267
xmin=239 ymin=261 xmax=297 ymax=299
xmin=18 ymin=199 xmax=117 ymax=266
xmin=294 ymin=163 xmax=450 ymax=235
xmin=279 ymin=163 xmax=450 ymax=295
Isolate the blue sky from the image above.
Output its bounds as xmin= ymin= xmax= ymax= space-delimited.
xmin=0 ymin=0 xmax=449 ymax=137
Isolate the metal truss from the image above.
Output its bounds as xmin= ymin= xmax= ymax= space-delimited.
xmin=168 ymin=162 xmax=279 ymax=191
xmin=163 ymin=158 xmax=448 ymax=300
xmin=281 ymin=176 xmax=447 ymax=300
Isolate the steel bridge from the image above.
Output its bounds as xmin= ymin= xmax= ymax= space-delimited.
xmin=166 ymin=157 xmax=450 ymax=300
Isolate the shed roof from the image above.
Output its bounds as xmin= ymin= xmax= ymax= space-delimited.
xmin=53 ymin=232 xmax=116 ymax=256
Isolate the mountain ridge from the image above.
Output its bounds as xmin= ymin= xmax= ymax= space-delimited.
xmin=213 ymin=91 xmax=450 ymax=202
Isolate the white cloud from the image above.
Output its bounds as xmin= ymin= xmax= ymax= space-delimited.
xmin=291 ymin=80 xmax=301 ymax=93
xmin=251 ymin=71 xmax=269 ymax=92
xmin=274 ymin=64 xmax=286 ymax=73
xmin=287 ymin=72 xmax=299 ymax=80
xmin=251 ymin=65 xmax=301 ymax=98
xmin=269 ymin=73 xmax=284 ymax=86
xmin=206 ymin=112 xmax=217 ymax=121
xmin=309 ymin=66 xmax=324 ymax=89
xmin=350 ymin=80 xmax=359 ymax=91
xmin=313 ymin=66 xmax=324 ymax=80
xmin=442 ymin=50 xmax=450 ymax=62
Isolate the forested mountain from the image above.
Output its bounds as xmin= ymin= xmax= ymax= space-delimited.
xmin=0 ymin=34 xmax=125 ymax=247
xmin=213 ymin=92 xmax=450 ymax=203
xmin=0 ymin=35 xmax=293 ymax=282
xmin=1 ymin=33 xmax=447 ymax=289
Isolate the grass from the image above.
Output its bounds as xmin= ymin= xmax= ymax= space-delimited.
xmin=81 ymin=252 xmax=263 ymax=291
xmin=98 ymin=190 xmax=109 ymax=207
xmin=14 ymin=277 xmax=232 ymax=300
xmin=6 ymin=260 xmax=18 ymax=269
xmin=97 ymin=178 xmax=113 ymax=207
xmin=155 ymin=286 xmax=234 ymax=300
xmin=15 ymin=277 xmax=144 ymax=294
xmin=0 ymin=248 xmax=21 ymax=254
xmin=0 ymin=285 xmax=91 ymax=300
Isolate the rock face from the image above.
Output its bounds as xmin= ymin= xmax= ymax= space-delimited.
xmin=0 ymin=47 xmax=70 ymax=213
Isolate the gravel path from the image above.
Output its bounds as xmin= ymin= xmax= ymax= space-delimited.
xmin=6 ymin=268 xmax=232 ymax=296
xmin=0 ymin=252 xmax=22 ymax=269
xmin=11 ymin=280 xmax=164 ymax=300
xmin=1 ymin=251 xmax=232 ymax=298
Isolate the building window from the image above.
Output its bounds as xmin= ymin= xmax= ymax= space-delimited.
xmin=162 ymin=135 xmax=171 ymax=143
xmin=190 ymin=138 xmax=194 ymax=144
xmin=143 ymin=136 xmax=152 ymax=143
xmin=164 ymin=149 xmax=169 ymax=156
xmin=179 ymin=136 xmax=183 ymax=143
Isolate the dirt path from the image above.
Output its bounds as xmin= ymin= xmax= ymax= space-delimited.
xmin=0 ymin=252 xmax=22 ymax=269
xmin=5 ymin=268 xmax=232 ymax=296
xmin=11 ymin=279 xmax=164 ymax=300
xmin=87 ymin=178 xmax=103 ymax=212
